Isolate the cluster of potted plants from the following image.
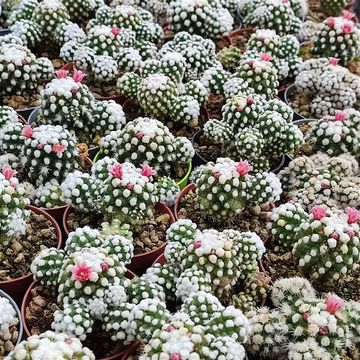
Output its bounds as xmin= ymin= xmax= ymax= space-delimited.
xmin=0 ymin=0 xmax=360 ymax=358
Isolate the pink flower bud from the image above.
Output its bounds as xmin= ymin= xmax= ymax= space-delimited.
xmin=170 ymin=353 xmax=181 ymax=360
xmin=319 ymin=326 xmax=329 ymax=335
xmin=109 ymin=163 xmax=123 ymax=179
xmin=321 ymin=183 xmax=330 ymax=189
xmin=111 ymin=27 xmax=121 ymax=36
xmin=326 ymin=293 xmax=344 ymax=314
xmin=236 ymin=160 xmax=253 ymax=176
xmin=136 ymin=131 xmax=145 ymax=139
xmin=52 ymin=143 xmax=66 ymax=155
xmin=2 ymin=167 xmax=16 ymax=181
xmin=55 ymin=69 xmax=69 ymax=79
xmin=65 ymin=339 xmax=73 ymax=345
xmin=310 ymin=205 xmax=328 ymax=220
xmin=127 ymin=183 xmax=134 ymax=190
xmin=101 ymin=263 xmax=109 ymax=271
xmin=37 ymin=144 xmax=44 ymax=149
xmin=334 ymin=110 xmax=347 ymax=122
xmin=342 ymin=10 xmax=354 ymax=20
xmin=328 ymin=57 xmax=340 ymax=66
xmin=342 ymin=21 xmax=353 ymax=33
xmin=347 ymin=208 xmax=360 ymax=224
xmin=303 ymin=312 xmax=311 ymax=320
xmin=141 ymin=164 xmax=157 ymax=177
xmin=260 ymin=53 xmax=273 ymax=62
xmin=165 ymin=325 xmax=174 ymax=332
xmin=22 ymin=125 xmax=33 ymax=139
xmin=213 ymin=172 xmax=221 ymax=179
xmin=246 ymin=97 xmax=255 ymax=106
xmin=330 ymin=232 xmax=339 ymax=239
xmin=194 ymin=241 xmax=202 ymax=249
xmin=326 ymin=17 xmax=335 ymax=27
xmin=72 ymin=70 xmax=86 ymax=82
xmin=345 ymin=229 xmax=355 ymax=238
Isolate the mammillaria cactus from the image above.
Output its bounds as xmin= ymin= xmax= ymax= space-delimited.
xmin=268 ymin=203 xmax=360 ymax=280
xmin=167 ymin=0 xmax=233 ymax=39
xmin=22 ymin=124 xmax=79 ymax=185
xmin=0 ymin=43 xmax=54 ymax=98
xmin=99 ymin=117 xmax=194 ymax=174
xmin=293 ymin=57 xmax=360 ymax=117
xmin=313 ymin=12 xmax=360 ymax=64
xmin=7 ymin=331 xmax=95 ymax=359
xmin=243 ymin=0 xmax=301 ymax=36
xmin=33 ymin=180 xmax=65 ymax=207
xmin=0 ymin=295 xmax=19 ymax=356
xmin=320 ymin=0 xmax=347 ymax=16
xmin=193 ymin=158 xmax=282 ymax=219
xmin=0 ymin=169 xmax=29 ymax=247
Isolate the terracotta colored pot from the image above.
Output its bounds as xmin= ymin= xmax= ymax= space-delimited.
xmin=191 ymin=129 xmax=286 ymax=172
xmin=0 ymin=205 xmax=62 ymax=301
xmin=62 ymin=204 xmax=175 ymax=275
xmin=119 ymin=342 xmax=142 ymax=360
xmin=22 ymin=268 xmax=136 ymax=359
xmin=284 ymin=83 xmax=306 ymax=121
xmin=0 ymin=289 xmax=23 ymax=348
xmin=228 ymin=27 xmax=254 ymax=46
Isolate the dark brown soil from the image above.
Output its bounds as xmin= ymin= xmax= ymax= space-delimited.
xmin=0 ymin=211 xmax=57 ymax=281
xmin=88 ymin=82 xmax=119 ymax=98
xmin=66 ymin=208 xmax=171 ymax=255
xmin=263 ymin=240 xmax=360 ymax=302
xmin=2 ymin=94 xmax=41 ymax=110
xmin=231 ymin=31 xmax=254 ymax=52
xmin=25 ymin=285 xmax=130 ymax=358
xmin=288 ymin=88 xmax=313 ymax=118
xmin=51 ymin=58 xmax=65 ymax=70
xmin=177 ymin=189 xmax=271 ymax=240
xmin=207 ymin=94 xmax=226 ymax=120
xmin=291 ymin=122 xmax=314 ymax=158
xmin=299 ymin=42 xmax=315 ymax=61
xmin=216 ymin=37 xmax=231 ymax=51
xmin=194 ymin=133 xmax=283 ymax=171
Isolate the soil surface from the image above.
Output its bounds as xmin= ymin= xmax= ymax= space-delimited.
xmin=25 ymin=285 xmax=130 ymax=358
xmin=207 ymin=94 xmax=226 ymax=120
xmin=66 ymin=208 xmax=171 ymax=255
xmin=231 ymin=31 xmax=254 ymax=52
xmin=0 ymin=211 xmax=57 ymax=282
xmin=2 ymin=93 xmax=41 ymax=110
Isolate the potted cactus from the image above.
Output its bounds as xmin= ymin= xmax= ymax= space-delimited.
xmin=174 ymin=158 xmax=282 ymax=245
xmin=0 ymin=168 xmax=62 ymax=299
xmin=22 ymin=228 xmax=142 ymax=358
xmin=285 ymin=57 xmax=360 ymax=119
xmin=0 ymin=289 xmax=22 ymax=357
xmin=193 ymin=93 xmax=303 ymax=172
xmin=98 ymin=117 xmax=195 ymax=189
xmin=247 ymin=277 xmax=360 ymax=359
xmin=0 ymin=42 xmax=54 ymax=119
xmin=278 ymin=153 xmax=360 ymax=209
xmin=60 ymin=160 xmax=176 ymax=272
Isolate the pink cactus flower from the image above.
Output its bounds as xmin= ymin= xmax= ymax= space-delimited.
xmin=65 ymin=339 xmax=73 ymax=345
xmin=71 ymin=263 xmax=92 ymax=282
xmin=330 ymin=232 xmax=339 ymax=239
xmin=141 ymin=164 xmax=157 ymax=177
xmin=111 ymin=27 xmax=121 ymax=36
xmin=341 ymin=133 xmax=347 ymax=139
xmin=342 ymin=21 xmax=353 ymax=33
xmin=37 ymin=144 xmax=44 ymax=149
xmin=101 ymin=263 xmax=109 ymax=272
xmin=246 ymin=97 xmax=255 ymax=106
xmin=342 ymin=10 xmax=354 ymax=20
xmin=72 ymin=70 xmax=86 ymax=82
xmin=2 ymin=167 xmax=16 ymax=181
xmin=328 ymin=57 xmax=340 ymax=66
xmin=213 ymin=172 xmax=221 ymax=179
xmin=326 ymin=17 xmax=335 ymax=27
xmin=52 ymin=143 xmax=66 ymax=155
xmin=194 ymin=241 xmax=202 ymax=249
xmin=347 ymin=208 xmax=360 ymax=224
xmin=127 ymin=183 xmax=134 ymax=190
xmin=21 ymin=59 xmax=27 ymax=65
xmin=303 ymin=312 xmax=311 ymax=320
xmin=236 ymin=160 xmax=253 ymax=176
xmin=55 ymin=69 xmax=69 ymax=79
xmin=165 ymin=325 xmax=174 ymax=332
xmin=260 ymin=53 xmax=273 ymax=62
xmin=170 ymin=353 xmax=181 ymax=360
xmin=70 ymin=87 xmax=79 ymax=94
xmin=109 ymin=163 xmax=123 ymax=179
xmin=248 ymin=60 xmax=255 ymax=67
xmin=326 ymin=293 xmax=344 ymax=314
xmin=319 ymin=326 xmax=329 ymax=335
xmin=345 ymin=229 xmax=355 ymax=238
xmin=334 ymin=110 xmax=347 ymax=122
xmin=22 ymin=125 xmax=33 ymax=139
xmin=321 ymin=183 xmax=330 ymax=189
xmin=136 ymin=131 xmax=145 ymax=139
xmin=310 ymin=205 xmax=328 ymax=220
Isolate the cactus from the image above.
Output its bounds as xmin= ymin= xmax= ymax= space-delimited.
xmin=7 ymin=331 xmax=95 ymax=359
xmin=217 ymin=46 xmax=242 ymax=71
xmin=313 ymin=13 xmax=360 ymax=64
xmin=200 ymin=67 xmax=230 ymax=96
xmin=167 ymin=0 xmax=233 ymax=39
xmin=127 ymin=277 xmax=166 ymax=305
xmin=0 ymin=294 xmax=19 ymax=355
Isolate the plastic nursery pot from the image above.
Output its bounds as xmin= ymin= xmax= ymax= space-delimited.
xmin=0 ymin=205 xmax=62 ymax=302
xmin=174 ymin=183 xmax=195 ymax=220
xmin=28 ymin=107 xmax=100 ymax=160
xmin=93 ymin=151 xmax=192 ymax=190
xmin=0 ymin=29 xmax=11 ymax=35
xmin=191 ymin=129 xmax=286 ymax=172
xmin=62 ymin=204 xmax=175 ymax=275
xmin=22 ymin=268 xmax=137 ymax=359
xmin=0 ymin=289 xmax=24 ymax=348
xmin=284 ymin=83 xmax=307 ymax=121
xmin=16 ymin=106 xmax=38 ymax=122
xmin=119 ymin=342 xmax=142 ymax=360
xmin=228 ymin=27 xmax=254 ymax=47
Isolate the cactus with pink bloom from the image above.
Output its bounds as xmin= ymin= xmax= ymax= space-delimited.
xmin=268 ymin=202 xmax=360 ymax=280
xmin=192 ymin=158 xmax=282 ymax=220
xmin=0 ymin=169 xmax=30 ymax=246
xmin=313 ymin=12 xmax=360 ymax=64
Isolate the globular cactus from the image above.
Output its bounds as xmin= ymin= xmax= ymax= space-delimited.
xmin=0 ymin=294 xmax=19 ymax=355
xmin=216 ymin=46 xmax=242 ymax=71
xmin=33 ymin=180 xmax=64 ymax=209
xmin=127 ymin=277 xmax=166 ymax=305
xmin=320 ymin=0 xmax=347 ymax=16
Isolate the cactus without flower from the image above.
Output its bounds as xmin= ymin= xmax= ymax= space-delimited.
xmin=0 ymin=295 xmax=19 ymax=355
xmin=313 ymin=12 xmax=360 ymax=64
xmin=320 ymin=0 xmax=347 ymax=16
xmin=7 ymin=331 xmax=95 ymax=359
